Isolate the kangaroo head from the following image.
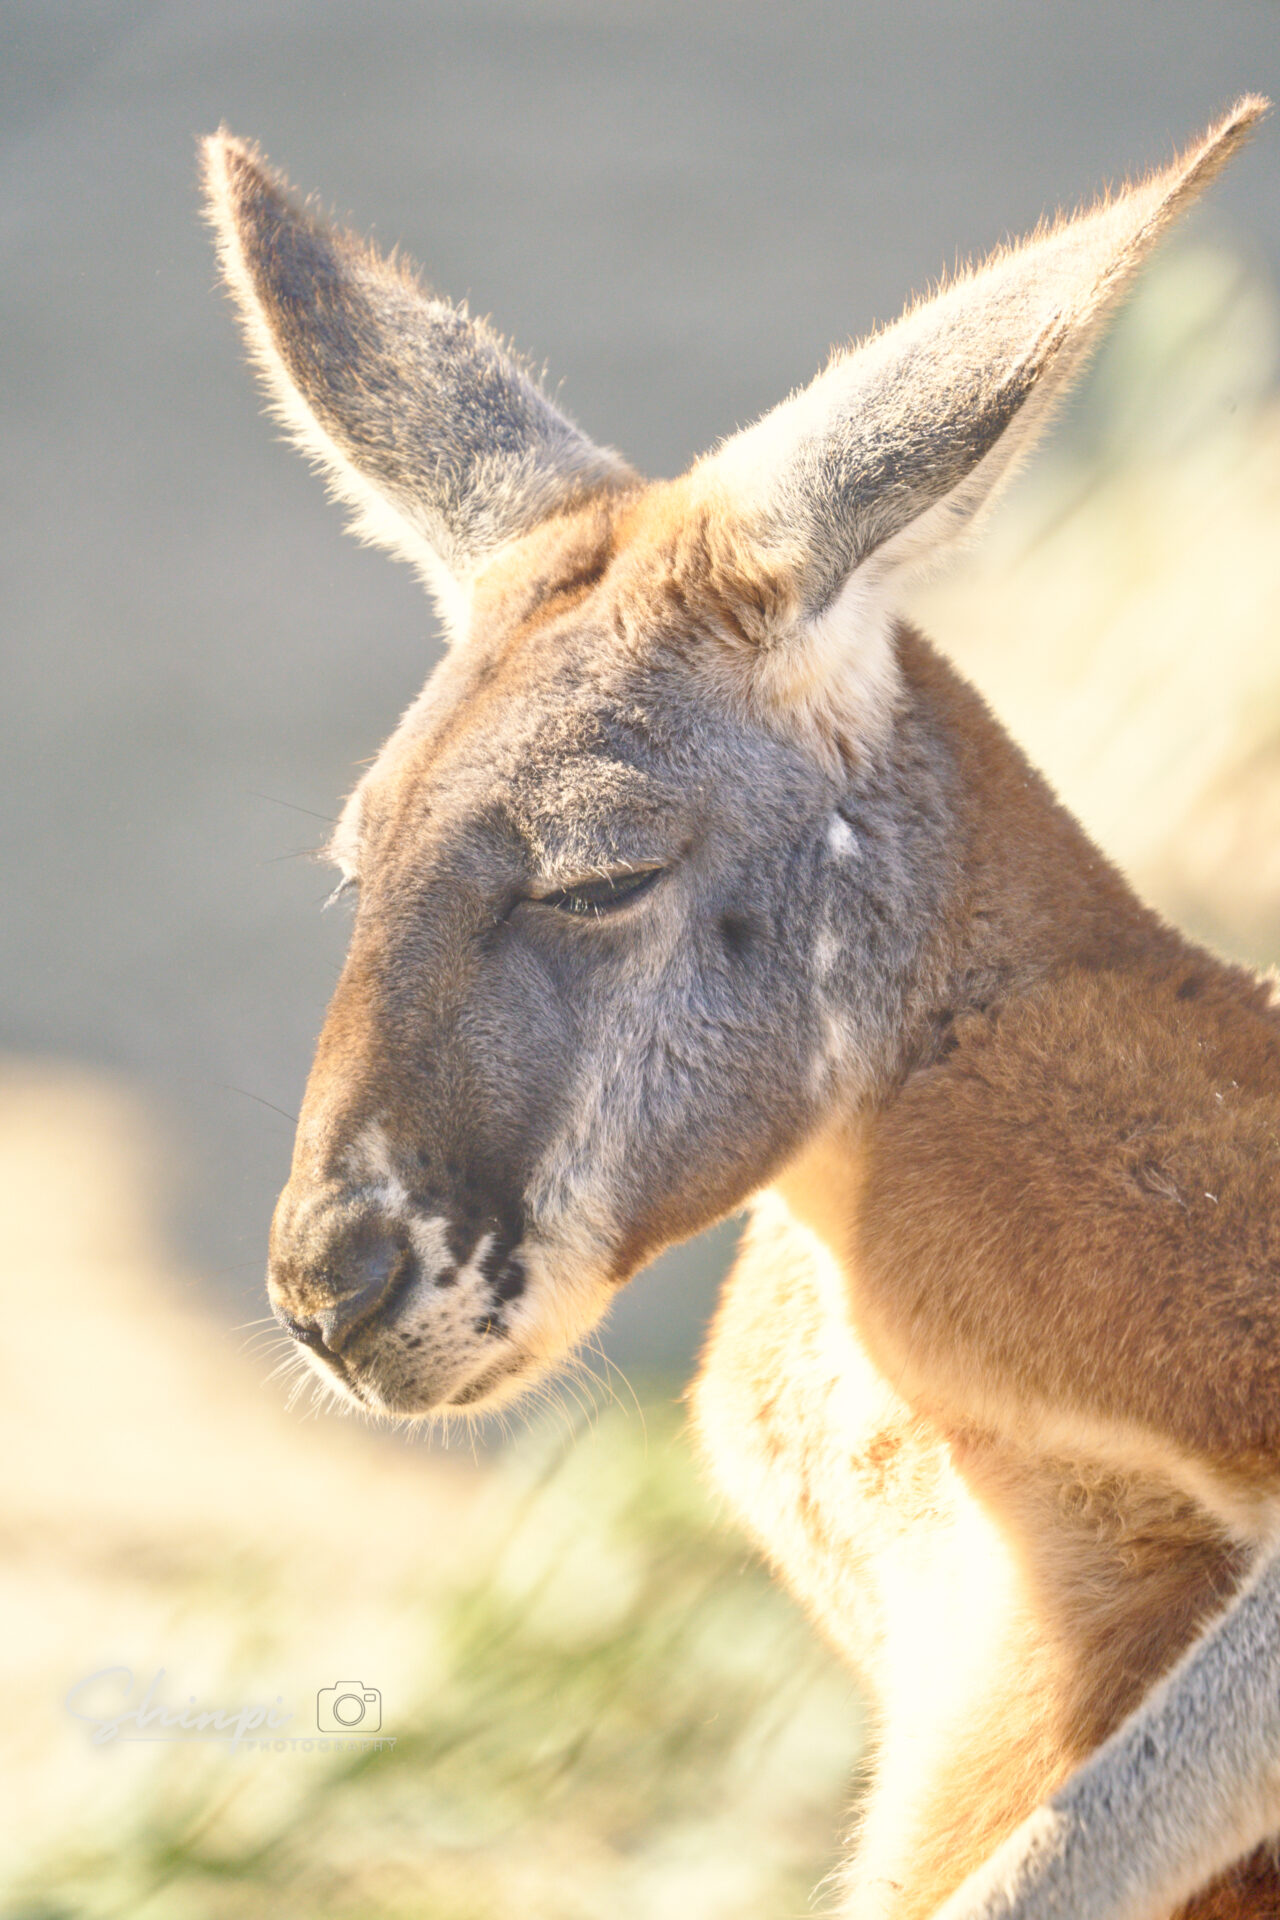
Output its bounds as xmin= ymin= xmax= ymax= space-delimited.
xmin=203 ymin=105 xmax=1264 ymax=1418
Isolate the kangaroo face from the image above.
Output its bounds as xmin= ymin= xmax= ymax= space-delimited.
xmin=204 ymin=107 xmax=1262 ymax=1419
xmin=269 ymin=501 xmax=858 ymax=1415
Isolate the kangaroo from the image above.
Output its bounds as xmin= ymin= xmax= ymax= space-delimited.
xmin=204 ymin=101 xmax=1278 ymax=1919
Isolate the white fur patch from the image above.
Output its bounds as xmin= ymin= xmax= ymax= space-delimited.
xmin=827 ymin=813 xmax=859 ymax=859
xmin=749 ymin=567 xmax=902 ymax=770
xmin=325 ymin=788 xmax=365 ymax=887
xmin=344 ymin=1121 xmax=412 ymax=1212
xmin=408 ymin=1213 xmax=453 ymax=1280
xmin=343 ymin=1122 xmax=457 ymax=1285
xmin=808 ymin=1008 xmax=868 ymax=1100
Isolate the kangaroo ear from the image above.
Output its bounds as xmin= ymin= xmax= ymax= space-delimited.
xmin=694 ymin=97 xmax=1267 ymax=718
xmin=201 ymin=132 xmax=634 ymax=635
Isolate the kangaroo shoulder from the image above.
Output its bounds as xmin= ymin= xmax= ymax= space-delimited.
xmin=867 ymin=958 xmax=1280 ymax=1239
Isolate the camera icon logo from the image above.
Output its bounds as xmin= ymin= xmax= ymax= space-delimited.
xmin=316 ymin=1681 xmax=382 ymax=1733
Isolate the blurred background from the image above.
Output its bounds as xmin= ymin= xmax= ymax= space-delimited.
xmin=3 ymin=4 xmax=1278 ymax=1916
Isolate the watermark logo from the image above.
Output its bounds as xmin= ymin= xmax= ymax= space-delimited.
xmin=65 ymin=1667 xmax=292 ymax=1752
xmin=316 ymin=1681 xmax=381 ymax=1733
xmin=65 ymin=1667 xmax=396 ymax=1756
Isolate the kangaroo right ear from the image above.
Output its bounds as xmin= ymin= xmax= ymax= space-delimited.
xmin=201 ymin=132 xmax=633 ymax=637
xmin=689 ymin=97 xmax=1267 ymax=752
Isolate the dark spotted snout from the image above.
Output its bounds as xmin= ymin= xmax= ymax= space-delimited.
xmin=267 ymin=1148 xmax=543 ymax=1413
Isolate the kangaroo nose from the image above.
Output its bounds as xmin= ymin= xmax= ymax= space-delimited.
xmin=271 ymin=1214 xmax=415 ymax=1356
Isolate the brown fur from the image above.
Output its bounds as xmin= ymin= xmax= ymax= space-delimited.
xmin=693 ymin=630 xmax=1280 ymax=1916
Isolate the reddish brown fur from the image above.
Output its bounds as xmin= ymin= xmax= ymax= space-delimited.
xmin=694 ymin=630 xmax=1280 ymax=1917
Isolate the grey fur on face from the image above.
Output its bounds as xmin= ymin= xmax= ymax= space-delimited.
xmin=266 ymin=583 xmax=957 ymax=1418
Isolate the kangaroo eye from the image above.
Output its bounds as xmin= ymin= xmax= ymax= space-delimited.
xmin=539 ymin=868 xmax=662 ymax=918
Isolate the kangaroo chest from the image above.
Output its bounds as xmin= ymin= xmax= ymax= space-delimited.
xmin=690 ymin=1194 xmax=1086 ymax=1914
xmin=690 ymin=1189 xmax=1259 ymax=1916
xmin=690 ymin=1193 xmax=1028 ymax=1712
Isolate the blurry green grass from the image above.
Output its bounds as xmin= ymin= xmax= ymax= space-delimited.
xmin=7 ymin=1399 xmax=864 ymax=1920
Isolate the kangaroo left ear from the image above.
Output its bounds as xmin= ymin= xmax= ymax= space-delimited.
xmin=202 ymin=132 xmax=634 ymax=637
xmin=691 ymin=97 xmax=1267 ymax=745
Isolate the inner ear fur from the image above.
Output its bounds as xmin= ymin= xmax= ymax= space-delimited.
xmin=695 ymin=97 xmax=1268 ymax=639
xmin=201 ymin=131 xmax=634 ymax=635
